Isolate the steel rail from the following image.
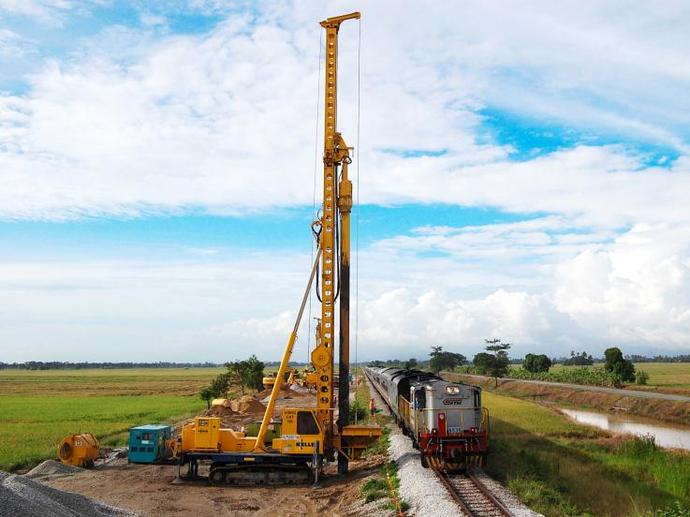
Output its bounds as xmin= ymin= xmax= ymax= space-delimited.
xmin=433 ymin=468 xmax=513 ymax=517
xmin=433 ymin=467 xmax=476 ymax=516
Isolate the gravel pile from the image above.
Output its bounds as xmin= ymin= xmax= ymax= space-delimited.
xmin=1 ymin=471 xmax=137 ymax=517
xmin=25 ymin=460 xmax=85 ymax=480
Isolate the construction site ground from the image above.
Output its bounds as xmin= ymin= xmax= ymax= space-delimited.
xmin=32 ymin=386 xmax=389 ymax=517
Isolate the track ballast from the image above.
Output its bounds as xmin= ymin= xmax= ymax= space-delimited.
xmin=433 ymin=468 xmax=513 ymax=517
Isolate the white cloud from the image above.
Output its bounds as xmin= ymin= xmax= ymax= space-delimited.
xmin=1 ymin=2 xmax=690 ymax=360
xmin=1 ymin=2 xmax=689 ymax=222
xmin=0 ymin=0 xmax=99 ymax=25
xmin=1 ymin=220 xmax=689 ymax=362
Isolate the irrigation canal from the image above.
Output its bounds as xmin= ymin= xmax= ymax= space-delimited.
xmin=560 ymin=408 xmax=690 ymax=451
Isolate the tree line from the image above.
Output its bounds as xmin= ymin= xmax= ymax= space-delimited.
xmin=0 ymin=360 xmax=310 ymax=371
xmin=368 ymin=340 xmax=655 ymax=387
xmin=0 ymin=361 xmax=222 ymax=370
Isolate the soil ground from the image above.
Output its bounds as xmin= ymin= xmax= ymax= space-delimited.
xmin=37 ymin=386 xmax=389 ymax=517
xmin=41 ymin=454 xmax=386 ymax=517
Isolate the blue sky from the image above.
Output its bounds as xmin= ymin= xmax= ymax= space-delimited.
xmin=1 ymin=1 xmax=689 ymax=362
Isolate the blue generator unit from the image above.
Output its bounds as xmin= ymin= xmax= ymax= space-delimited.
xmin=128 ymin=424 xmax=172 ymax=464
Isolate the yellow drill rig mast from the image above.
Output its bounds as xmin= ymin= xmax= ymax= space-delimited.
xmin=173 ymin=12 xmax=379 ymax=485
xmin=316 ymin=11 xmax=357 ymax=476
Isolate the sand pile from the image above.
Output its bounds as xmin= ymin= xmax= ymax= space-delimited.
xmin=1 ymin=471 xmax=136 ymax=517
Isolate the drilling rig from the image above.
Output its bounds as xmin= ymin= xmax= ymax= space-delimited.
xmin=172 ymin=12 xmax=381 ymax=485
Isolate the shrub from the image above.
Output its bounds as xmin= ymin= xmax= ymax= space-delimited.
xmin=349 ymin=399 xmax=367 ymax=423
xmin=617 ymin=434 xmax=657 ymax=457
xmin=604 ymin=347 xmax=635 ymax=383
xmin=507 ymin=365 xmax=623 ymax=388
xmin=636 ymin=370 xmax=650 ymax=385
xmin=361 ymin=477 xmax=387 ymax=502
xmin=524 ymin=353 xmax=552 ymax=373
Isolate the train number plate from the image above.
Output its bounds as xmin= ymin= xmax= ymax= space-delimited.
xmin=447 ymin=426 xmax=461 ymax=434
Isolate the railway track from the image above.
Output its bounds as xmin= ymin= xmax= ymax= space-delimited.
xmin=433 ymin=468 xmax=513 ymax=517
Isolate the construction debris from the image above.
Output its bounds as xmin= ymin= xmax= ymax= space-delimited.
xmin=1 ymin=471 xmax=136 ymax=517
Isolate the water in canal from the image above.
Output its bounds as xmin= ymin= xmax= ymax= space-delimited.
xmin=560 ymin=408 xmax=690 ymax=451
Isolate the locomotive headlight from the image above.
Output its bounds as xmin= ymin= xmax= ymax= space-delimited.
xmin=445 ymin=386 xmax=460 ymax=394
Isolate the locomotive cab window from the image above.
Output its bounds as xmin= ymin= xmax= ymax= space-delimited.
xmin=474 ymin=391 xmax=480 ymax=407
xmin=297 ymin=411 xmax=319 ymax=435
xmin=414 ymin=390 xmax=425 ymax=409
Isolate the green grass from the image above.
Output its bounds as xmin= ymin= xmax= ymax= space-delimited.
xmin=0 ymin=367 xmax=224 ymax=396
xmin=547 ymin=363 xmax=690 ymax=394
xmin=0 ymin=368 xmax=217 ymax=471
xmin=483 ymin=391 xmax=690 ymax=516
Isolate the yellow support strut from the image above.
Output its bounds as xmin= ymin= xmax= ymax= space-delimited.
xmin=253 ymin=248 xmax=322 ymax=451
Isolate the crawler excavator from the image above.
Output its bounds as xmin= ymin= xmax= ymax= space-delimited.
xmin=172 ymin=12 xmax=381 ymax=486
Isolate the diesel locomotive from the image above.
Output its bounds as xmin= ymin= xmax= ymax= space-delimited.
xmin=365 ymin=367 xmax=489 ymax=470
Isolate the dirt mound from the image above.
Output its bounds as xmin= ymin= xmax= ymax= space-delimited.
xmin=256 ymin=388 xmax=274 ymax=399
xmin=1 ymin=471 xmax=136 ymax=517
xmin=257 ymin=386 xmax=309 ymax=401
xmin=25 ymin=460 xmax=85 ymax=480
xmin=231 ymin=395 xmax=266 ymax=414
xmin=204 ymin=405 xmax=236 ymax=417
xmin=203 ymin=395 xmax=265 ymax=418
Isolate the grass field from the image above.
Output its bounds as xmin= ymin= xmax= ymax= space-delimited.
xmin=630 ymin=363 xmax=690 ymax=393
xmin=484 ymin=391 xmax=690 ymax=516
xmin=0 ymin=368 xmax=222 ymax=471
xmin=548 ymin=363 xmax=690 ymax=394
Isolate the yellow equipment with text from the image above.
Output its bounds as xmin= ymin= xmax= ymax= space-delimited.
xmin=57 ymin=433 xmax=100 ymax=468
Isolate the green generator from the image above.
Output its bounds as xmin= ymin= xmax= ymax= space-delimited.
xmin=128 ymin=424 xmax=171 ymax=464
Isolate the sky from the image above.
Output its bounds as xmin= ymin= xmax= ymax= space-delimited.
xmin=1 ymin=1 xmax=689 ymax=363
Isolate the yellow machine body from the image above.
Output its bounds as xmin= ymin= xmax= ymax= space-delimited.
xmin=271 ymin=408 xmax=324 ymax=455
xmin=181 ymin=417 xmax=255 ymax=453
xmin=180 ymin=413 xmax=380 ymax=459
xmin=338 ymin=424 xmax=383 ymax=460
xmin=57 ymin=433 xmax=100 ymax=468
xmin=262 ymin=368 xmax=296 ymax=389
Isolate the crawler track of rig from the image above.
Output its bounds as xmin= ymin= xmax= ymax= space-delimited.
xmin=433 ymin=468 xmax=513 ymax=517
